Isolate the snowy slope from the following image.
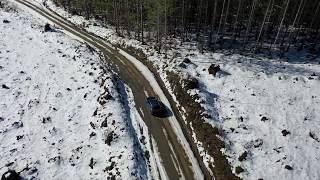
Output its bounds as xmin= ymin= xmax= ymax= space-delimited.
xmin=0 ymin=2 xmax=153 ymax=179
xmin=190 ymin=54 xmax=320 ymax=180
xmin=36 ymin=1 xmax=320 ymax=179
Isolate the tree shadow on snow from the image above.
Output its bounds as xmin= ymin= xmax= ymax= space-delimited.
xmin=197 ymin=81 xmax=221 ymax=123
xmin=112 ymin=75 xmax=149 ymax=179
xmin=219 ymin=54 xmax=320 ymax=77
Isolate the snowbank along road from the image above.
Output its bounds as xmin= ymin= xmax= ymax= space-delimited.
xmin=11 ymin=0 xmax=205 ymax=179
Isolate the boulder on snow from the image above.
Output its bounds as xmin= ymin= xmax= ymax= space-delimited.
xmin=101 ymin=118 xmax=108 ymax=128
xmin=238 ymin=151 xmax=247 ymax=161
xmin=285 ymin=165 xmax=293 ymax=170
xmin=208 ymin=64 xmax=221 ymax=76
xmin=281 ymin=130 xmax=291 ymax=136
xmin=183 ymin=78 xmax=198 ymax=90
xmin=261 ymin=116 xmax=269 ymax=122
xmin=183 ymin=58 xmax=191 ymax=64
xmin=89 ymin=158 xmax=96 ymax=169
xmin=1 ymin=170 xmax=20 ymax=180
xmin=105 ymin=131 xmax=114 ymax=145
xmin=235 ymin=166 xmax=244 ymax=174
xmin=2 ymin=84 xmax=10 ymax=89
xmin=44 ymin=23 xmax=52 ymax=32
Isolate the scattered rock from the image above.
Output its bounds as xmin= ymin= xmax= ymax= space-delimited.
xmin=238 ymin=151 xmax=247 ymax=161
xmin=12 ymin=121 xmax=23 ymax=128
xmin=2 ymin=84 xmax=10 ymax=89
xmin=183 ymin=78 xmax=198 ymax=90
xmin=101 ymin=118 xmax=108 ymax=128
xmin=42 ymin=117 xmax=52 ymax=124
xmin=1 ymin=170 xmax=20 ymax=180
xmin=16 ymin=135 xmax=24 ymax=140
xmin=235 ymin=166 xmax=244 ymax=174
xmin=5 ymin=162 xmax=14 ymax=167
xmin=285 ymin=165 xmax=293 ymax=170
xmin=309 ymin=132 xmax=320 ymax=142
xmin=105 ymin=131 xmax=114 ymax=145
xmin=145 ymin=150 xmax=150 ymax=160
xmin=253 ymin=138 xmax=263 ymax=148
xmin=273 ymin=147 xmax=283 ymax=153
xmin=10 ymin=148 xmax=17 ymax=153
xmin=98 ymin=90 xmax=113 ymax=105
xmin=44 ymin=23 xmax=52 ymax=32
xmin=140 ymin=136 xmax=146 ymax=145
xmin=183 ymin=58 xmax=191 ymax=64
xmin=261 ymin=116 xmax=269 ymax=122
xmin=104 ymin=162 xmax=115 ymax=172
xmin=89 ymin=132 xmax=96 ymax=138
xmin=281 ymin=130 xmax=291 ymax=136
xmin=93 ymin=108 xmax=98 ymax=116
xmin=90 ymin=122 xmax=95 ymax=129
xmin=208 ymin=64 xmax=221 ymax=76
xmin=48 ymin=156 xmax=61 ymax=163
xmin=89 ymin=158 xmax=96 ymax=169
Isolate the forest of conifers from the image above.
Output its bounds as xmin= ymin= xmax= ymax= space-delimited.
xmin=52 ymin=0 xmax=320 ymax=59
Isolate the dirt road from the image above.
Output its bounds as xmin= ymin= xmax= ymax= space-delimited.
xmin=14 ymin=0 xmax=204 ymax=179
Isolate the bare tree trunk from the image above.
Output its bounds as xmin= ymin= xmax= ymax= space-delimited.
xmin=213 ymin=0 xmax=226 ymax=50
xmin=272 ymin=0 xmax=290 ymax=49
xmin=157 ymin=11 xmax=161 ymax=53
xmin=243 ymin=0 xmax=257 ymax=49
xmin=209 ymin=0 xmax=218 ymax=46
xmin=310 ymin=1 xmax=320 ymax=29
xmin=292 ymin=0 xmax=307 ymax=45
xmin=285 ymin=0 xmax=304 ymax=52
xmin=181 ymin=0 xmax=185 ymax=43
xmin=221 ymin=0 xmax=230 ymax=38
xmin=232 ymin=0 xmax=241 ymax=40
xmin=197 ymin=0 xmax=203 ymax=34
xmin=140 ymin=0 xmax=144 ymax=43
xmin=164 ymin=0 xmax=167 ymax=57
xmin=254 ymin=0 xmax=272 ymax=52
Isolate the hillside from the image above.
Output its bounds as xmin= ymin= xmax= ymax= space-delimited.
xmin=0 ymin=2 xmax=154 ymax=179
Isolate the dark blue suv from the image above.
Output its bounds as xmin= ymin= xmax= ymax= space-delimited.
xmin=146 ymin=97 xmax=166 ymax=116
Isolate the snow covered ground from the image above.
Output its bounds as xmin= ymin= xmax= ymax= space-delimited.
xmin=192 ymin=54 xmax=320 ymax=180
xmin=0 ymin=2 xmax=154 ymax=179
xmin=27 ymin=0 xmax=320 ymax=179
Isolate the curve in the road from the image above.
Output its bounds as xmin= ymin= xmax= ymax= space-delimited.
xmin=12 ymin=0 xmax=205 ymax=179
